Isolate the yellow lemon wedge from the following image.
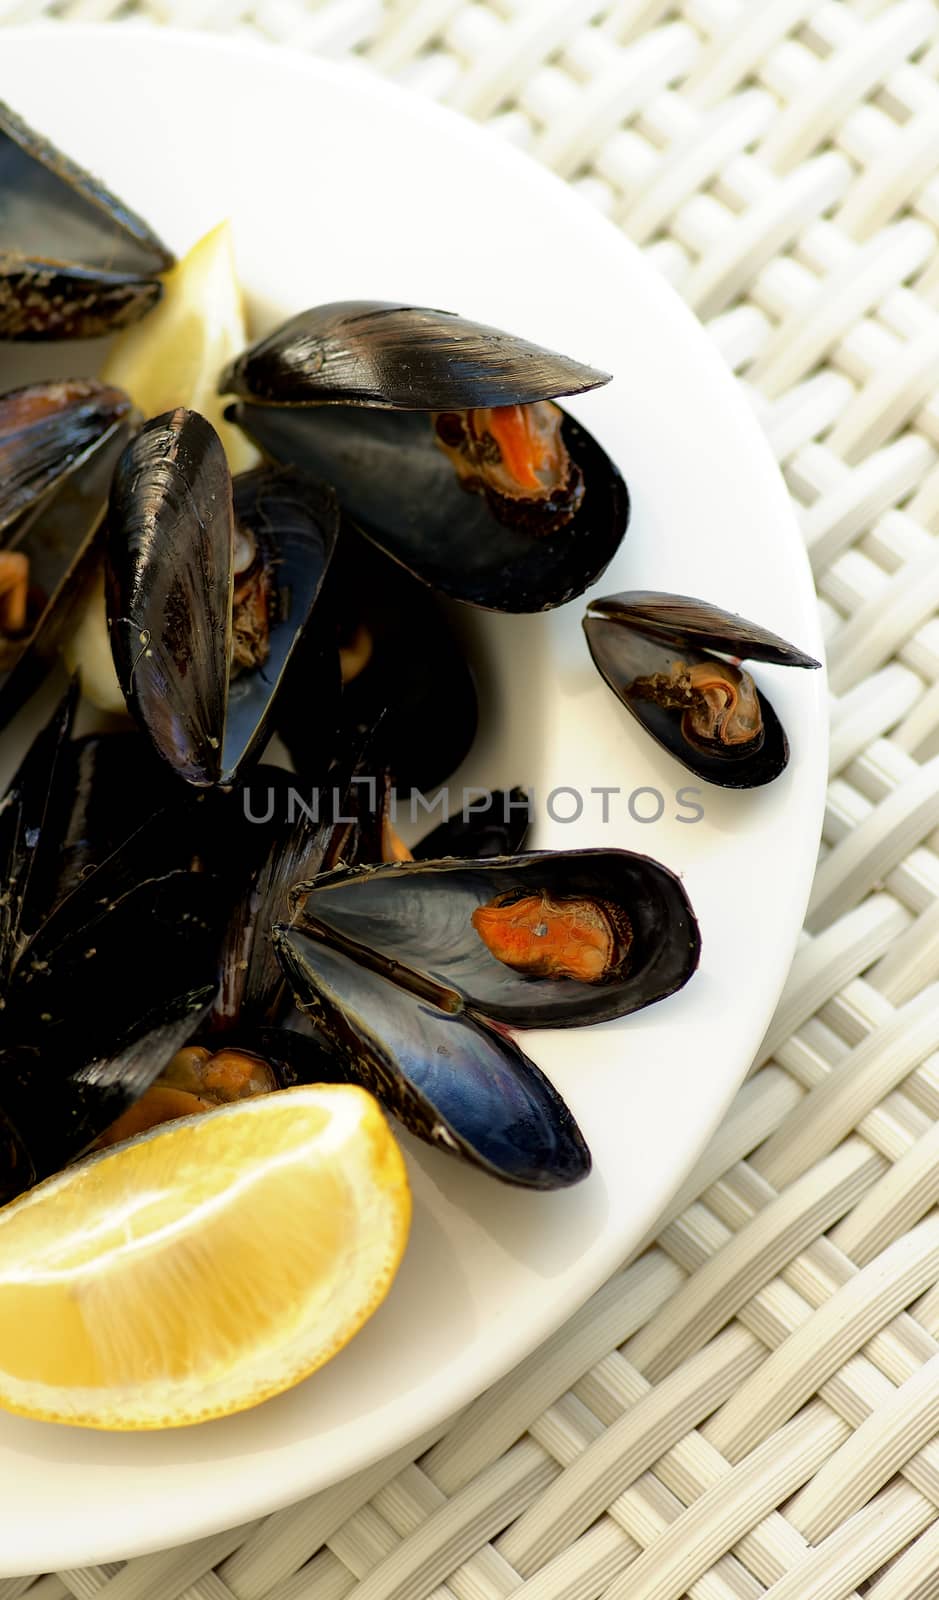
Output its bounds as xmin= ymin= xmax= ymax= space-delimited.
xmin=65 ymin=220 xmax=258 ymax=710
xmin=0 ymin=1085 xmax=410 ymax=1429
xmin=101 ymin=218 xmax=258 ymax=471
xmin=61 ymin=567 xmax=125 ymax=714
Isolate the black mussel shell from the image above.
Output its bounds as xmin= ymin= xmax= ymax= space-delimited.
xmin=586 ymin=594 xmax=821 ymax=668
xmin=0 ymin=795 xmax=234 ymax=1198
xmin=0 ymin=380 xmax=133 ymax=537
xmin=0 ymin=402 xmax=133 ymax=729
xmin=107 ymin=413 xmax=339 ymax=787
xmin=413 ymin=787 xmax=532 ymax=860
xmin=583 ymin=592 xmax=821 ymax=791
xmin=208 ymin=765 xmax=346 ymax=1034
xmin=221 ymin=301 xmax=609 ymax=411
xmin=49 ymin=731 xmax=180 ymax=907
xmin=4 ymin=812 xmax=223 ymax=1050
xmin=274 ymin=926 xmax=591 ymax=1190
xmin=230 ymin=402 xmax=628 ymax=613
xmin=0 ymin=986 xmax=216 ymax=1202
xmin=107 ymin=409 xmax=233 ymax=786
xmin=0 ymin=100 xmax=173 ymax=340
xmin=0 ymin=680 xmax=78 ymax=986
xmin=291 ymin=849 xmax=699 ymax=1028
xmin=293 ymin=531 xmax=477 ymax=794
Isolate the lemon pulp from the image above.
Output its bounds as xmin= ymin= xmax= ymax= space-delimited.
xmin=0 ymin=1086 xmax=410 ymax=1427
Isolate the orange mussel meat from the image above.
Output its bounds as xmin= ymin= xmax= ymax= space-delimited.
xmin=472 ymin=889 xmax=632 ymax=983
xmin=96 ymin=1046 xmax=277 ymax=1148
xmin=433 ymin=401 xmax=584 ymax=534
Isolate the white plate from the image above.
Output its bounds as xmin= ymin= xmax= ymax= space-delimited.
xmin=0 ymin=24 xmax=827 ymax=1575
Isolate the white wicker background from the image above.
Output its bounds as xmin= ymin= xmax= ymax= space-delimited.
xmin=6 ymin=0 xmax=939 ymax=1595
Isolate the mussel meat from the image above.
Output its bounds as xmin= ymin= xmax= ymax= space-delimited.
xmin=224 ymin=301 xmax=629 ymax=611
xmin=432 ymin=400 xmax=583 ymax=535
xmin=583 ymin=592 xmax=821 ymax=789
xmin=96 ymin=1045 xmax=278 ymax=1147
xmin=0 ymin=100 xmax=173 ymax=339
xmin=471 ymin=888 xmax=633 ymax=983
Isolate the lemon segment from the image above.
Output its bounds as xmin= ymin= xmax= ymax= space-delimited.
xmin=101 ymin=219 xmax=258 ymax=472
xmin=0 ymin=1086 xmax=410 ymax=1428
xmin=61 ymin=567 xmax=126 ymax=714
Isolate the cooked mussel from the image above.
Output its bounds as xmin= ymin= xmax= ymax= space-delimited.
xmin=106 ymin=408 xmax=340 ymax=787
xmin=285 ymin=849 xmax=699 ymax=1029
xmin=0 ymin=381 xmax=134 ymax=726
xmin=0 ymin=694 xmax=235 ymax=1198
xmin=0 ymin=380 xmax=132 ymax=537
xmin=583 ymin=592 xmax=821 ymax=789
xmin=224 ymin=300 xmax=629 ymax=611
xmin=0 ymin=100 xmax=173 ymax=339
xmin=274 ymin=925 xmax=591 ymax=1190
xmin=272 ymin=843 xmax=699 ymax=1185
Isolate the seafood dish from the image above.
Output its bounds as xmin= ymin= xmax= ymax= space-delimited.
xmin=0 ymin=98 xmax=817 ymax=1429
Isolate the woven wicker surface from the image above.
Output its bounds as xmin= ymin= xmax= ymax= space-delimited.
xmin=4 ymin=0 xmax=939 ymax=1593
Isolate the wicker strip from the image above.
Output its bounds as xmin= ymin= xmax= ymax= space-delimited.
xmin=7 ymin=0 xmax=939 ymax=1596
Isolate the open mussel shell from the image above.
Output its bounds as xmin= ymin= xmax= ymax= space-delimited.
xmin=0 ymin=380 xmax=133 ymax=537
xmin=291 ymin=849 xmax=700 ymax=1028
xmin=107 ymin=410 xmax=340 ymax=786
xmin=274 ymin=926 xmax=591 ymax=1190
xmin=223 ymin=466 xmax=339 ymax=783
xmin=584 ymin=593 xmax=820 ymax=790
xmin=221 ymin=301 xmax=610 ymax=411
xmin=0 ymin=393 xmax=134 ymax=727
xmin=0 ymin=100 xmax=173 ymax=340
xmin=231 ymin=401 xmax=629 ymax=612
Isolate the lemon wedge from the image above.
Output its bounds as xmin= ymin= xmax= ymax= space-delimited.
xmin=101 ymin=219 xmax=257 ymax=471
xmin=0 ymin=1085 xmax=410 ymax=1429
